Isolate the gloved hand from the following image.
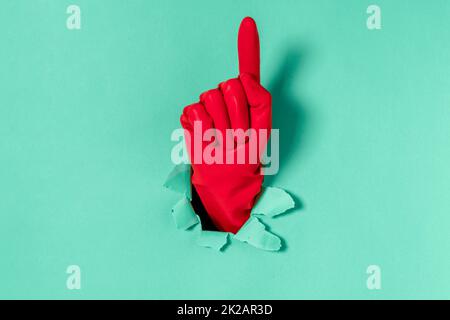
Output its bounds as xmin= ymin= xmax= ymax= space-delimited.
xmin=180 ymin=17 xmax=272 ymax=234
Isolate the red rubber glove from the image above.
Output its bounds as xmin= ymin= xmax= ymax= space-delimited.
xmin=180 ymin=17 xmax=272 ymax=234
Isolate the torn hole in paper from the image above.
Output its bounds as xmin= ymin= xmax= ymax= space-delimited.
xmin=164 ymin=165 xmax=294 ymax=251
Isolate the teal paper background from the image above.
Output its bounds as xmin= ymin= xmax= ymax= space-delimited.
xmin=1 ymin=0 xmax=450 ymax=299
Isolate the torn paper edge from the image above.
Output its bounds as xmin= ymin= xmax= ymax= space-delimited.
xmin=196 ymin=231 xmax=230 ymax=251
xmin=233 ymin=217 xmax=282 ymax=251
xmin=171 ymin=197 xmax=199 ymax=230
xmin=163 ymin=163 xmax=192 ymax=200
xmin=251 ymin=186 xmax=295 ymax=218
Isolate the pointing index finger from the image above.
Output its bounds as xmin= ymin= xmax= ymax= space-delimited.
xmin=238 ymin=17 xmax=260 ymax=83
